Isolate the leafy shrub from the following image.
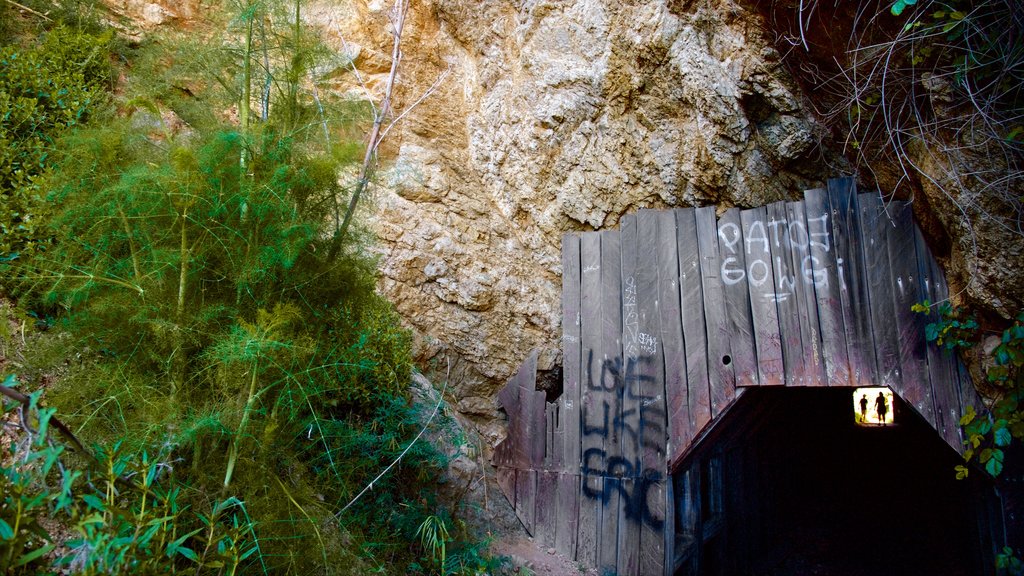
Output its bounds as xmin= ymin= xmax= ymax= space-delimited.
xmin=0 ymin=26 xmax=112 ymax=255
xmin=1 ymin=375 xmax=261 ymax=575
xmin=916 ymin=303 xmax=1024 ymax=478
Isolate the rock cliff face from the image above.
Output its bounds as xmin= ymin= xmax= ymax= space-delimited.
xmin=107 ymin=0 xmax=1022 ymax=432
xmin=325 ymin=0 xmax=834 ymax=431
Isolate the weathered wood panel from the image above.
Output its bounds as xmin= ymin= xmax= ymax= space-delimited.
xmin=886 ymin=200 xmax=935 ymax=427
xmin=618 ymin=214 xmax=643 ymax=576
xmin=677 ymin=209 xmax=712 ymax=435
xmin=696 ymin=206 xmax=736 ymax=412
xmin=659 ymin=209 xmax=691 ymax=465
xmin=640 ymin=478 xmax=667 ymax=576
xmin=598 ymin=229 xmax=623 ymax=569
xmin=598 ymin=477 xmax=621 ymax=573
xmin=536 ymin=470 xmax=558 ymax=547
xmin=918 ymin=229 xmax=963 ymax=452
xmin=859 ymin=193 xmax=902 ymax=392
xmin=804 ymin=188 xmax=850 ymax=386
xmin=618 ymin=478 xmax=641 ymax=576
xmin=827 ymin=178 xmax=877 ymax=386
xmin=620 ymin=214 xmax=641 ymax=467
xmin=787 ymin=200 xmax=827 ymax=386
xmin=562 ymin=233 xmax=583 ymax=472
xmin=717 ymin=208 xmax=758 ymax=387
xmin=555 ymin=472 xmax=580 ymax=557
xmin=742 ymin=206 xmax=785 ymax=386
xmin=577 ymin=231 xmax=602 ymax=566
xmin=767 ymin=201 xmax=805 ymax=386
xmin=496 ymin=467 xmax=516 ymax=511
xmin=637 ymin=210 xmax=667 ymax=576
xmin=515 ymin=469 xmax=536 ymax=536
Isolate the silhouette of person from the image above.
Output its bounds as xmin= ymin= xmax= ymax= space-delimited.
xmin=875 ymin=391 xmax=888 ymax=424
xmin=859 ymin=394 xmax=868 ymax=422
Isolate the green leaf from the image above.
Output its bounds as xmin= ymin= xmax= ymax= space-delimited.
xmin=891 ymin=0 xmax=907 ymax=16
xmin=0 ymin=518 xmax=13 ymax=539
xmin=82 ymin=494 xmax=106 ymax=511
xmin=955 ymin=464 xmax=969 ymax=479
xmin=986 ymin=457 xmax=1004 ymax=476
xmin=14 ymin=544 xmax=55 ymax=568
xmin=177 ymin=546 xmax=199 ymax=562
xmin=959 ymin=406 xmax=977 ymax=426
xmin=994 ymin=428 xmax=1013 ymax=447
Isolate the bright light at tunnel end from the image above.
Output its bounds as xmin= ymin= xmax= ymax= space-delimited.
xmin=853 ymin=387 xmax=895 ymax=426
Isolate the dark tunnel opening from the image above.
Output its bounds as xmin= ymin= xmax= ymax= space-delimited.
xmin=672 ymin=387 xmax=1004 ymax=576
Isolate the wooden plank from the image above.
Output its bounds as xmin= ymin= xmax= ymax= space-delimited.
xmin=601 ymin=230 xmax=623 ymax=462
xmin=639 ymin=478 xmax=667 ymax=576
xmin=617 ymin=478 xmax=641 ymax=576
xmin=663 ymin=476 xmax=675 ymax=576
xmin=886 ymin=201 xmax=935 ymax=426
xmin=741 ymin=206 xmax=785 ymax=386
xmin=917 ymin=228 xmax=962 ymax=452
xmin=515 ymin=469 xmax=537 ymax=536
xmin=598 ymin=229 xmax=622 ymax=573
xmin=561 ymin=233 xmax=582 ymax=472
xmin=804 ymin=187 xmax=850 ymax=386
xmin=859 ymin=192 xmax=902 ymax=392
xmin=957 ymin=358 xmax=985 ymax=443
xmin=546 ymin=401 xmax=561 ymax=469
xmin=598 ymin=478 xmax=621 ymax=573
xmin=523 ymin=353 xmax=546 ymax=468
xmin=636 ymin=210 xmax=667 ymax=473
xmin=636 ymin=210 xmax=667 ymax=576
xmin=827 ymin=177 xmax=877 ymax=386
xmin=577 ymin=231 xmax=602 ymax=567
xmin=535 ymin=471 xmax=558 ymax=548
xmin=496 ymin=467 xmax=516 ymax=510
xmin=696 ymin=205 xmax=736 ymax=412
xmin=620 ymin=214 xmax=641 ymax=467
xmin=717 ymin=208 xmax=758 ymax=387
xmin=787 ymin=200 xmax=827 ymax=386
xmin=676 ymin=208 xmax=712 ymax=436
xmin=658 ymin=210 xmax=691 ymax=464
xmin=555 ymin=473 xmax=580 ymax=557
xmin=767 ymin=200 xmax=805 ymax=386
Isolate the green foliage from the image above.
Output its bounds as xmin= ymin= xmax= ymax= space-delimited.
xmin=0 ymin=25 xmax=112 ymax=255
xmin=416 ymin=515 xmax=451 ymax=572
xmin=998 ymin=547 xmax=1024 ymax=576
xmin=917 ymin=303 xmax=1024 ymax=478
xmin=913 ymin=300 xmax=979 ymax=349
xmin=0 ymin=2 xmax=495 ymax=573
xmin=1 ymin=375 xmax=261 ymax=574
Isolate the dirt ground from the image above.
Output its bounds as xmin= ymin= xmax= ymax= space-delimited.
xmin=487 ymin=535 xmax=598 ymax=576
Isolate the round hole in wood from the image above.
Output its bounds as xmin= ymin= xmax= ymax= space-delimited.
xmin=722 ymin=355 xmax=732 ymax=365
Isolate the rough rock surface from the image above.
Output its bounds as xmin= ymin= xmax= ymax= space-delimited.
xmin=321 ymin=0 xmax=834 ymax=433
xmin=104 ymin=0 xmax=1022 ymax=432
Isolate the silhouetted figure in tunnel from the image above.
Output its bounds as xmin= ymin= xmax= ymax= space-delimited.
xmin=875 ymin=392 xmax=888 ymax=424
xmin=860 ymin=394 xmax=868 ymax=423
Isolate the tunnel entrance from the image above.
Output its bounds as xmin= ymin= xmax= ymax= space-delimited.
xmin=672 ymin=387 xmax=1004 ymax=576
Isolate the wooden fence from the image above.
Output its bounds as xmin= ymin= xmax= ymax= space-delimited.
xmin=492 ymin=177 xmax=982 ymax=575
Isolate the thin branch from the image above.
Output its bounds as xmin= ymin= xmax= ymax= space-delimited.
xmin=328 ymin=0 xmax=408 ymax=258
xmin=335 ymin=359 xmax=450 ymax=519
xmin=2 ymin=0 xmax=51 ymax=21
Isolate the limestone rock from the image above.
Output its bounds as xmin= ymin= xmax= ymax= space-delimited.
xmin=347 ymin=0 xmax=833 ymax=420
